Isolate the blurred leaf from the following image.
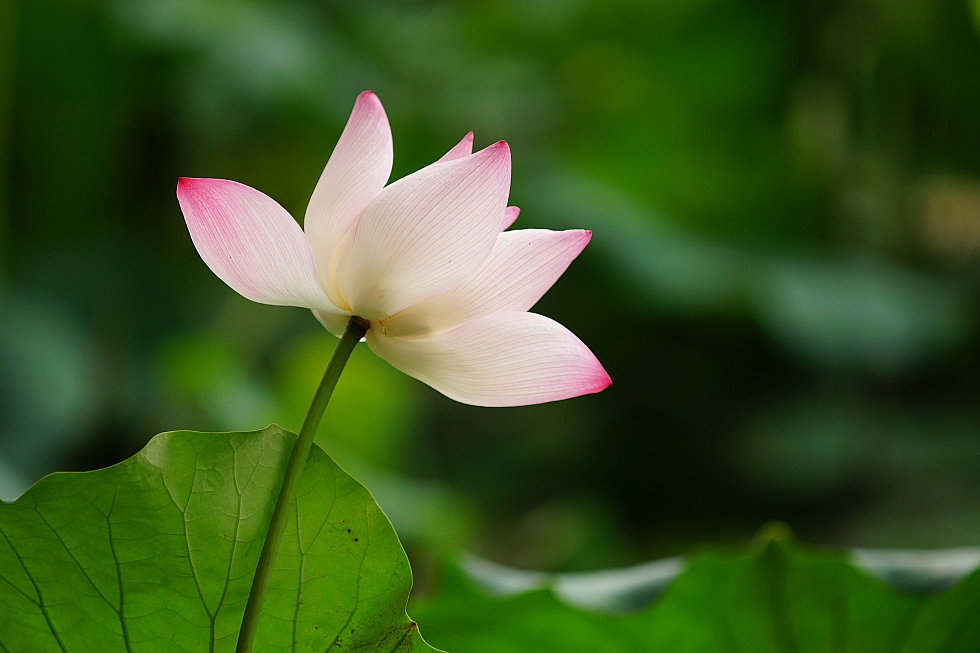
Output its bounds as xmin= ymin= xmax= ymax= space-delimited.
xmin=0 ymin=453 xmax=27 ymax=503
xmin=563 ymin=4 xmax=798 ymax=240
xmin=112 ymin=0 xmax=348 ymax=116
xmin=0 ymin=425 xmax=436 ymax=652
xmin=276 ymin=336 xmax=420 ymax=469
xmin=532 ymin=169 xmax=746 ymax=310
xmin=740 ymin=399 xmax=874 ymax=498
xmin=413 ymin=527 xmax=980 ymax=652
xmin=534 ymin=169 xmax=969 ymax=372
xmin=964 ymin=0 xmax=980 ymax=40
xmin=736 ymin=396 xmax=980 ymax=549
xmin=351 ymin=465 xmax=477 ymax=554
xmin=461 ymin=553 xmax=685 ymax=614
xmin=756 ymin=256 xmax=965 ymax=371
xmin=0 ymin=292 xmax=100 ymax=482
xmin=854 ymin=548 xmax=980 ymax=595
xmin=158 ymin=333 xmax=276 ymax=431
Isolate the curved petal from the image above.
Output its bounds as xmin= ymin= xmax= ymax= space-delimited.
xmin=501 ymin=206 xmax=520 ymax=230
xmin=445 ymin=136 xmax=521 ymax=236
xmin=177 ymin=178 xmax=339 ymax=312
xmin=304 ymin=91 xmax=393 ymax=307
xmin=366 ymin=312 xmax=610 ymax=407
xmin=312 ymin=310 xmax=352 ymax=338
xmin=385 ymin=229 xmax=591 ymax=338
xmin=335 ymin=141 xmax=512 ymax=319
xmin=438 ymin=132 xmax=474 ymax=162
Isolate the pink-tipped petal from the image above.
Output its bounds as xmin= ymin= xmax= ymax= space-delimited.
xmin=501 ymin=206 xmax=520 ymax=230
xmin=335 ymin=141 xmax=512 ymax=319
xmin=367 ymin=312 xmax=610 ymax=407
xmin=177 ymin=178 xmax=339 ymax=312
xmin=386 ymin=229 xmax=592 ymax=338
xmin=304 ymin=91 xmax=393 ymax=306
xmin=438 ymin=132 xmax=474 ymax=162
xmin=312 ymin=310 xmax=351 ymax=338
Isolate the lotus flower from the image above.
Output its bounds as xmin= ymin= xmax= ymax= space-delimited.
xmin=177 ymin=91 xmax=610 ymax=406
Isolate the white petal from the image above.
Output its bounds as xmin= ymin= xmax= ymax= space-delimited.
xmin=312 ymin=310 xmax=352 ymax=337
xmin=385 ymin=229 xmax=591 ymax=338
xmin=501 ymin=206 xmax=520 ymax=230
xmin=335 ymin=141 xmax=512 ymax=319
xmin=366 ymin=312 xmax=611 ymax=407
xmin=177 ymin=178 xmax=339 ymax=312
xmin=304 ymin=91 xmax=392 ymax=308
xmin=438 ymin=132 xmax=474 ymax=162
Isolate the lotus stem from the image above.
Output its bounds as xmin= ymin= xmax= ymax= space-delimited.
xmin=236 ymin=316 xmax=368 ymax=653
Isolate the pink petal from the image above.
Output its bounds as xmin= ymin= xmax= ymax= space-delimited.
xmin=177 ymin=178 xmax=339 ymax=312
xmin=385 ymin=229 xmax=591 ymax=338
xmin=366 ymin=312 xmax=610 ymax=407
xmin=335 ymin=141 xmax=512 ymax=319
xmin=438 ymin=132 xmax=474 ymax=162
xmin=501 ymin=206 xmax=520 ymax=230
xmin=304 ymin=91 xmax=393 ymax=308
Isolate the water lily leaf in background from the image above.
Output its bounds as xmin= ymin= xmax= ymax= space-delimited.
xmin=0 ymin=292 xmax=102 ymax=498
xmin=532 ymin=170 xmax=968 ymax=373
xmin=0 ymin=426 xmax=437 ymax=652
xmin=412 ymin=527 xmax=980 ymax=653
xmin=460 ymin=553 xmax=685 ymax=614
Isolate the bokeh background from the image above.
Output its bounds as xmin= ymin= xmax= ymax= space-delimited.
xmin=3 ymin=0 xmax=980 ymax=579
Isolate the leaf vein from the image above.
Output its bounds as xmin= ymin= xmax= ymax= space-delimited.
xmin=0 ymin=529 xmax=69 ymax=652
xmin=107 ymin=489 xmax=134 ymax=653
xmin=35 ymin=508 xmax=118 ymax=612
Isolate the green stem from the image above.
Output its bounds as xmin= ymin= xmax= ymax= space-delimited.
xmin=236 ymin=316 xmax=368 ymax=653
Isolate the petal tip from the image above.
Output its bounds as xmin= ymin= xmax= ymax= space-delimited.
xmin=478 ymin=140 xmax=510 ymax=159
xmin=593 ymin=368 xmax=613 ymax=392
xmin=438 ymin=131 xmax=477 ymax=163
xmin=563 ymin=229 xmax=592 ymax=256
xmin=579 ymin=343 xmax=611 ymax=396
xmin=477 ymin=140 xmax=511 ymax=171
xmin=177 ymin=177 xmax=240 ymax=203
xmin=501 ymin=206 xmax=521 ymax=230
xmin=351 ymin=90 xmax=387 ymax=119
xmin=581 ymin=361 xmax=612 ymax=396
xmin=176 ymin=176 xmax=205 ymax=200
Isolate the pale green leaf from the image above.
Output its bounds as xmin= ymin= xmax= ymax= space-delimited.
xmin=0 ymin=426 xmax=438 ymax=653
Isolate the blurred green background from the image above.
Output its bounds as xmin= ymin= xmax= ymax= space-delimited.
xmin=2 ymin=0 xmax=980 ymax=578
